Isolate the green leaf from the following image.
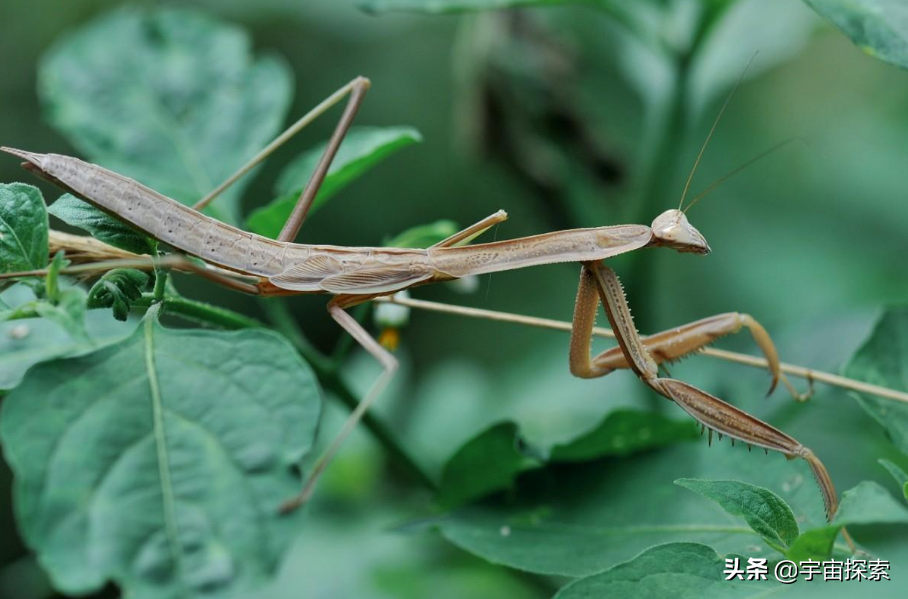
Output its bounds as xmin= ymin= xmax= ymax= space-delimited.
xmin=244 ymin=192 xmax=298 ymax=240
xmin=0 ymin=310 xmax=321 ymax=598
xmin=786 ymin=481 xmax=908 ymax=561
xmin=435 ymin=410 xmax=696 ymax=510
xmin=247 ymin=126 xmax=422 ymax=238
xmin=360 ymin=0 xmax=583 ymax=15
xmin=384 ymin=220 xmax=459 ymax=249
xmin=38 ymin=6 xmax=293 ymax=224
xmin=0 ymin=252 xmax=92 ymax=344
xmin=675 ymin=479 xmax=799 ymax=554
xmin=843 ymin=307 xmax=908 ymax=454
xmin=273 ymin=126 xmax=422 ymax=198
xmin=35 ymin=287 xmax=90 ymax=345
xmin=554 ymin=543 xmax=775 ymax=599
xmin=550 ymin=409 xmax=698 ymax=462
xmin=243 ymin=505 xmax=543 ymax=599
xmin=48 ymin=194 xmax=155 ymax=255
xmin=0 ymin=285 xmax=135 ymax=391
xmin=437 ymin=423 xmax=541 ymax=509
xmin=784 ymin=529 xmax=838 ymax=563
xmin=689 ymin=0 xmax=818 ymax=118
xmin=804 ymin=0 xmax=908 ymax=70
xmin=831 ymin=479 xmax=908 ymax=524
xmin=87 ymin=269 xmax=151 ymax=321
xmin=44 ymin=250 xmax=69 ymax=303
xmin=433 ymin=442 xmax=830 ymax=577
xmin=0 ymin=183 xmax=48 ymax=273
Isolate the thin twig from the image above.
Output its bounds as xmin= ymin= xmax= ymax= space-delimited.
xmin=372 ymin=295 xmax=908 ymax=405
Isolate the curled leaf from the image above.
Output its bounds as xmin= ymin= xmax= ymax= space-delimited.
xmin=87 ymin=268 xmax=150 ymax=321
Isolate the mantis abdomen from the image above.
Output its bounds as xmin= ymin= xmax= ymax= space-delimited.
xmin=9 ymin=149 xmax=656 ymax=294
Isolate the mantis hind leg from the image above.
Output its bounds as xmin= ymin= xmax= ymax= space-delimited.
xmin=280 ymin=292 xmax=397 ymax=512
xmin=570 ymin=262 xmax=843 ymax=526
xmin=192 ymin=76 xmax=372 ymax=245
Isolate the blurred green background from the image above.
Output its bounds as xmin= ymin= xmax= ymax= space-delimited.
xmin=1 ymin=0 xmax=908 ymax=597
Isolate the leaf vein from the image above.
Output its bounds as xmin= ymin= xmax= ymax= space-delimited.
xmin=144 ymin=312 xmax=186 ymax=596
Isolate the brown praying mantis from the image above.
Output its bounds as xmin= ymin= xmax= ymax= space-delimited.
xmin=0 ymin=76 xmax=843 ymax=525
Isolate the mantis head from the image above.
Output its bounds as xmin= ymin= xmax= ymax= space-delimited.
xmin=650 ymin=209 xmax=710 ymax=254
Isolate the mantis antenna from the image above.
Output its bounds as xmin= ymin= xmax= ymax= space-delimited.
xmin=678 ymin=52 xmax=759 ymax=210
xmin=682 ymin=138 xmax=805 ymax=213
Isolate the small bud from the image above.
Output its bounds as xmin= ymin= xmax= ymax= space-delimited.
xmin=374 ymin=290 xmax=410 ymax=328
xmin=447 ymin=275 xmax=480 ymax=294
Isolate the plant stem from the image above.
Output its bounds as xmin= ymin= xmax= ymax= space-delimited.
xmin=152 ymin=253 xmax=168 ymax=302
xmin=138 ymin=293 xmax=261 ymax=329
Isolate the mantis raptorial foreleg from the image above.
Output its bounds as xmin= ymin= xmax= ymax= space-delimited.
xmin=571 ymin=263 xmax=840 ymax=519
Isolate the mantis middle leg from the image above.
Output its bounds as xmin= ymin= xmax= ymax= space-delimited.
xmin=570 ymin=262 xmax=839 ymax=519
